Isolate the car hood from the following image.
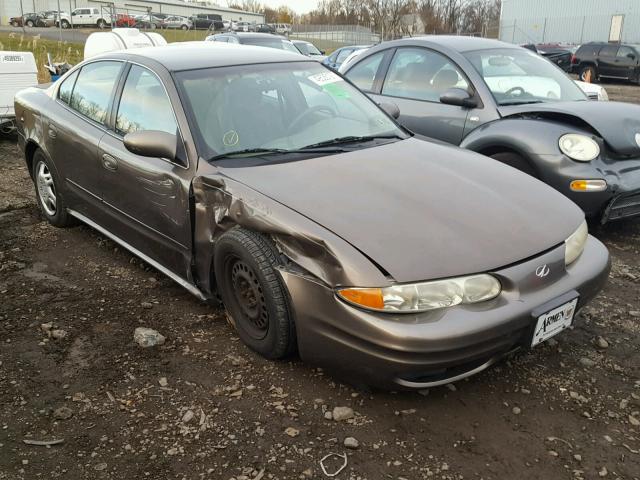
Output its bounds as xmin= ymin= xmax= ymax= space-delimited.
xmin=216 ymin=138 xmax=583 ymax=283
xmin=499 ymin=101 xmax=640 ymax=156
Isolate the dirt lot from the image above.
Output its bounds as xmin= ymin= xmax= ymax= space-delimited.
xmin=1 ymin=86 xmax=640 ymax=480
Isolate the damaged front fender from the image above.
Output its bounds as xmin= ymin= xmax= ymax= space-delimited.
xmin=191 ymin=175 xmax=390 ymax=296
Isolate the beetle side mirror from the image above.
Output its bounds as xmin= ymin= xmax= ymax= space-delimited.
xmin=627 ymin=53 xmax=636 ymax=60
xmin=124 ymin=130 xmax=177 ymax=160
xmin=320 ymin=50 xmax=326 ymax=55
xmin=378 ymin=102 xmax=400 ymax=119
xmin=440 ymin=88 xmax=478 ymax=108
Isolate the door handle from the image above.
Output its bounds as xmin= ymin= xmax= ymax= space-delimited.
xmin=47 ymin=126 xmax=57 ymax=138
xmin=101 ymin=153 xmax=118 ymax=171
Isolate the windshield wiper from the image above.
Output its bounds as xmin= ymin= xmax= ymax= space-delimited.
xmin=499 ymin=100 xmax=545 ymax=106
xmin=300 ymin=134 xmax=405 ymax=150
xmin=208 ymin=147 xmax=347 ymax=162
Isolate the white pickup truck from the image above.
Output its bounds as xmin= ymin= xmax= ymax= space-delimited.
xmin=56 ymin=8 xmax=112 ymax=29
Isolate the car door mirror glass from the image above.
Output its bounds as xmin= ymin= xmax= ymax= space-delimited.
xmin=124 ymin=130 xmax=177 ymax=160
xmin=628 ymin=53 xmax=636 ymax=60
xmin=440 ymin=88 xmax=477 ymax=108
xmin=378 ymin=102 xmax=400 ymax=119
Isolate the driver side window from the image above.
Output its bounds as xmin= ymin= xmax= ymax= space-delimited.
xmin=382 ymin=48 xmax=469 ymax=103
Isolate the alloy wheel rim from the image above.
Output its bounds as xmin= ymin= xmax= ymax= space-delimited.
xmin=36 ymin=161 xmax=56 ymax=216
xmin=229 ymin=259 xmax=268 ymax=340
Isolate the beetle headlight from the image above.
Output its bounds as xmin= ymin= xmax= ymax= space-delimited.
xmin=337 ymin=274 xmax=501 ymax=313
xmin=559 ymin=134 xmax=600 ymax=162
xmin=565 ymin=220 xmax=588 ymax=266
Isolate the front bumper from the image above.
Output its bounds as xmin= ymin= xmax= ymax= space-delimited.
xmin=279 ymin=236 xmax=610 ymax=389
xmin=538 ymin=153 xmax=640 ymax=223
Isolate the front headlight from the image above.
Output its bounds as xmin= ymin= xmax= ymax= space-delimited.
xmin=559 ymin=134 xmax=600 ymax=162
xmin=337 ymin=274 xmax=501 ymax=313
xmin=565 ymin=220 xmax=588 ymax=266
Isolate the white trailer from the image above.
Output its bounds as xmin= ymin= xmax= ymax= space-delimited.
xmin=0 ymin=51 xmax=38 ymax=132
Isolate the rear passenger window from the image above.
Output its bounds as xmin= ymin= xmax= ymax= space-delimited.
xmin=345 ymin=51 xmax=385 ymax=92
xmin=70 ymin=61 xmax=122 ymax=124
xmin=115 ymin=65 xmax=177 ymax=136
xmin=600 ymin=46 xmax=618 ymax=57
xmin=58 ymin=70 xmax=79 ymax=104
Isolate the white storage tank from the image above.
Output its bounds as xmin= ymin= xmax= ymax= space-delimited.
xmin=84 ymin=28 xmax=167 ymax=59
xmin=0 ymin=51 xmax=38 ymax=128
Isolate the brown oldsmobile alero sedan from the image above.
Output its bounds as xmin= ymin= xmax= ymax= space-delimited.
xmin=14 ymin=43 xmax=610 ymax=389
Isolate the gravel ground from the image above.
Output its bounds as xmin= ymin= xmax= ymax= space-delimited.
xmin=1 ymin=85 xmax=640 ymax=480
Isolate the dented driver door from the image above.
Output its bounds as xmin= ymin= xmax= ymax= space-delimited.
xmin=97 ymin=64 xmax=193 ymax=278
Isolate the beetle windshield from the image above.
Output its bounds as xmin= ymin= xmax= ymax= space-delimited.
xmin=463 ymin=48 xmax=587 ymax=105
xmin=176 ymin=62 xmax=405 ymax=160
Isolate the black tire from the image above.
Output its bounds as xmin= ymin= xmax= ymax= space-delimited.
xmin=490 ymin=152 xmax=537 ymax=178
xmin=181 ymin=24 xmax=188 ymax=30
xmin=214 ymin=228 xmax=295 ymax=359
xmin=579 ymin=65 xmax=597 ymax=83
xmin=97 ymin=19 xmax=106 ymax=29
xmin=26 ymin=20 xmax=34 ymax=27
xmin=32 ymin=150 xmax=76 ymax=228
xmin=61 ymin=19 xmax=70 ymax=29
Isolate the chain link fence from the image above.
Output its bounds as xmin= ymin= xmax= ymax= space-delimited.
xmin=290 ymin=24 xmax=380 ymax=52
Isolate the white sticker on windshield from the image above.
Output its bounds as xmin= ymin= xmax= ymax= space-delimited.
xmin=308 ymin=71 xmax=342 ymax=86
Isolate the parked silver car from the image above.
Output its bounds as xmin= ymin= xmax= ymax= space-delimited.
xmin=163 ymin=15 xmax=192 ymax=30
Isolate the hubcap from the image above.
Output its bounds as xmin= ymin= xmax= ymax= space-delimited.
xmin=229 ymin=259 xmax=268 ymax=339
xmin=36 ymin=161 xmax=56 ymax=216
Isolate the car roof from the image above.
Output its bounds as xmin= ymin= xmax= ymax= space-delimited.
xmin=104 ymin=42 xmax=308 ymax=71
xmin=384 ymin=35 xmax=519 ymax=52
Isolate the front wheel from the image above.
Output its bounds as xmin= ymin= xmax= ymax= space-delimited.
xmin=32 ymin=150 xmax=76 ymax=228
xmin=26 ymin=20 xmax=34 ymax=27
xmin=214 ymin=228 xmax=296 ymax=359
xmin=580 ymin=65 xmax=597 ymax=83
xmin=181 ymin=24 xmax=188 ymax=30
xmin=61 ymin=19 xmax=70 ymax=28
xmin=490 ymin=152 xmax=537 ymax=178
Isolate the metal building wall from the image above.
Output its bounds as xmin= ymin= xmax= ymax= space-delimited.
xmin=499 ymin=0 xmax=640 ymax=45
xmin=1 ymin=0 xmax=264 ymax=25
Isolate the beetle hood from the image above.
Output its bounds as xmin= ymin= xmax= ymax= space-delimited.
xmin=217 ymin=138 xmax=584 ymax=283
xmin=499 ymin=101 xmax=640 ymax=156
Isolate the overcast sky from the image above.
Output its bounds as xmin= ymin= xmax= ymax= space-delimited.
xmin=259 ymin=0 xmax=319 ymax=13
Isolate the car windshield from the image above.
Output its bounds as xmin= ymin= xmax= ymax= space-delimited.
xmin=176 ymin=62 xmax=405 ymax=160
xmin=464 ymin=48 xmax=587 ymax=105
xmin=304 ymin=43 xmax=322 ymax=55
xmin=242 ymin=37 xmax=299 ymax=53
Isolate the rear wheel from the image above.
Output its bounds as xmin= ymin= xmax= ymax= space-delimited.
xmin=181 ymin=24 xmax=188 ymax=30
xmin=97 ymin=19 xmax=106 ymax=29
xmin=32 ymin=150 xmax=76 ymax=228
xmin=490 ymin=152 xmax=537 ymax=178
xmin=580 ymin=65 xmax=597 ymax=83
xmin=61 ymin=19 xmax=70 ymax=28
xmin=214 ymin=228 xmax=295 ymax=359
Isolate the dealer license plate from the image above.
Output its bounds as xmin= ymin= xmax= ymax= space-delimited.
xmin=531 ymin=298 xmax=578 ymax=347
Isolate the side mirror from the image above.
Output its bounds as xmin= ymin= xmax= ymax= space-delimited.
xmin=439 ymin=88 xmax=478 ymax=108
xmin=378 ymin=101 xmax=400 ymax=119
xmin=628 ymin=53 xmax=636 ymax=60
xmin=320 ymin=50 xmax=326 ymax=55
xmin=71 ymin=11 xmax=76 ymax=15
xmin=124 ymin=130 xmax=177 ymax=160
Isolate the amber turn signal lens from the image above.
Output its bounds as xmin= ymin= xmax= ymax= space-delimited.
xmin=570 ymin=179 xmax=607 ymax=192
xmin=338 ymin=288 xmax=385 ymax=310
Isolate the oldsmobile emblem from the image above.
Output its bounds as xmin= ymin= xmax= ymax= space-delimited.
xmin=535 ymin=265 xmax=550 ymax=278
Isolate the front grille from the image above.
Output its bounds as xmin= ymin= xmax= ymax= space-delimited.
xmin=606 ymin=192 xmax=640 ymax=221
